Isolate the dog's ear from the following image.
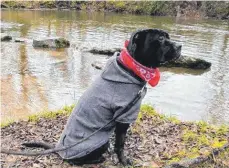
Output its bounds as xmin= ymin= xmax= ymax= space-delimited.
xmin=126 ymin=30 xmax=139 ymax=56
xmin=127 ymin=30 xmax=147 ymax=58
xmin=164 ymin=32 xmax=170 ymax=39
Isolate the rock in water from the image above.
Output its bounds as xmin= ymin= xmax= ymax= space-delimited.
xmin=33 ymin=37 xmax=70 ymax=48
xmin=88 ymin=48 xmax=121 ymax=56
xmin=14 ymin=38 xmax=28 ymax=43
xmin=1 ymin=33 xmax=12 ymax=41
xmin=91 ymin=61 xmax=104 ymax=70
xmin=163 ymin=56 xmax=212 ymax=70
xmin=88 ymin=48 xmax=211 ymax=70
xmin=91 ymin=56 xmax=212 ymax=70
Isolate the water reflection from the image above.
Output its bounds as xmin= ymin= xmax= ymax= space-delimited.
xmin=160 ymin=67 xmax=211 ymax=76
xmin=206 ymin=33 xmax=229 ymax=124
xmin=1 ymin=10 xmax=229 ymax=124
xmin=1 ymin=44 xmax=49 ymax=122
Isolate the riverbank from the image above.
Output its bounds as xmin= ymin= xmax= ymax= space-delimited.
xmin=1 ymin=1 xmax=229 ymax=20
xmin=1 ymin=105 xmax=229 ymax=168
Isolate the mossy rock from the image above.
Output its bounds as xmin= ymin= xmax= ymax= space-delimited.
xmin=88 ymin=48 xmax=121 ymax=56
xmin=33 ymin=37 xmax=70 ymax=48
xmin=89 ymin=48 xmax=211 ymax=70
xmin=54 ymin=38 xmax=70 ymax=48
xmin=163 ymin=56 xmax=212 ymax=70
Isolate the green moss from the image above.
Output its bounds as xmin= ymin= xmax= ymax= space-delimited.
xmin=140 ymin=104 xmax=158 ymax=117
xmin=4 ymin=1 xmax=17 ymax=8
xmin=28 ymin=114 xmax=40 ymax=122
xmin=139 ymin=104 xmax=181 ymax=124
xmin=0 ymin=119 xmax=14 ymax=128
xmin=176 ymin=149 xmax=186 ymax=158
xmin=40 ymin=111 xmax=58 ymax=119
xmin=149 ymin=1 xmax=169 ymax=15
xmin=198 ymin=134 xmax=210 ymax=146
xmin=216 ymin=124 xmax=228 ymax=136
xmin=167 ymin=115 xmax=181 ymax=124
xmin=28 ymin=110 xmax=59 ymax=122
xmin=62 ymin=104 xmax=75 ymax=115
xmin=41 ymin=1 xmax=56 ymax=8
xmin=42 ymin=44 xmax=49 ymax=48
xmin=1 ymin=104 xmax=75 ymax=128
xmin=55 ymin=38 xmax=70 ymax=48
xmin=115 ymin=1 xmax=126 ymax=10
xmin=168 ymin=157 xmax=181 ymax=164
xmin=81 ymin=3 xmax=87 ymax=10
xmin=211 ymin=138 xmax=227 ymax=148
xmin=197 ymin=121 xmax=210 ymax=133
xmin=182 ymin=129 xmax=198 ymax=142
xmin=178 ymin=121 xmax=229 ymax=161
xmin=36 ymin=105 xmax=74 ymax=120
xmin=137 ymin=104 xmax=159 ymax=123
xmin=182 ymin=128 xmax=227 ymax=147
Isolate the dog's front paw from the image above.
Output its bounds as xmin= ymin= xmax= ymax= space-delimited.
xmin=119 ymin=157 xmax=133 ymax=166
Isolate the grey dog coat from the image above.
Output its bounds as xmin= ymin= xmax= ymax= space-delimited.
xmin=56 ymin=52 xmax=147 ymax=159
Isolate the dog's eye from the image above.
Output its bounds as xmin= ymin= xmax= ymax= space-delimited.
xmin=158 ymin=36 xmax=164 ymax=41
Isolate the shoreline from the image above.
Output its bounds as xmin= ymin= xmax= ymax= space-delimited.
xmin=1 ymin=1 xmax=229 ymax=20
xmin=0 ymin=8 xmax=225 ymax=20
xmin=1 ymin=104 xmax=229 ymax=167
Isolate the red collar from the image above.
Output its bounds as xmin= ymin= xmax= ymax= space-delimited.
xmin=118 ymin=40 xmax=160 ymax=87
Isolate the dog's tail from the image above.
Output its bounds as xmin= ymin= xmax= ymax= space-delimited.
xmin=22 ymin=142 xmax=54 ymax=149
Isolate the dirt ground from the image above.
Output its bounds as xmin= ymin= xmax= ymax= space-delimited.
xmin=1 ymin=109 xmax=229 ymax=168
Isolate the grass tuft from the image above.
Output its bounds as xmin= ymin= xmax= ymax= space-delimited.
xmin=1 ymin=104 xmax=76 ymax=128
xmin=0 ymin=119 xmax=14 ymax=128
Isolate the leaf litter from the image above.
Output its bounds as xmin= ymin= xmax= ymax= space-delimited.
xmin=1 ymin=107 xmax=229 ymax=168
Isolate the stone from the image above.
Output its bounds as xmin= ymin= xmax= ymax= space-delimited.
xmin=91 ymin=61 xmax=104 ymax=70
xmin=14 ymin=38 xmax=27 ymax=43
xmin=88 ymin=48 xmax=121 ymax=56
xmin=1 ymin=33 xmax=12 ymax=41
xmin=163 ymin=56 xmax=212 ymax=70
xmin=90 ymin=48 xmax=211 ymax=70
xmin=33 ymin=37 xmax=70 ymax=48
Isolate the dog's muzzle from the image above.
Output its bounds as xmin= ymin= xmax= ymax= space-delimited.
xmin=173 ymin=44 xmax=182 ymax=60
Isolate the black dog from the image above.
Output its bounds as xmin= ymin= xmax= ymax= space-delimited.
xmin=112 ymin=29 xmax=181 ymax=165
xmin=16 ymin=29 xmax=182 ymax=166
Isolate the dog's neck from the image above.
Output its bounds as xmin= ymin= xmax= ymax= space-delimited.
xmin=117 ymin=57 xmax=144 ymax=83
xmin=117 ymin=49 xmax=160 ymax=87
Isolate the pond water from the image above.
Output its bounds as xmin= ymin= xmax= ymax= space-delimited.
xmin=1 ymin=10 xmax=229 ymax=124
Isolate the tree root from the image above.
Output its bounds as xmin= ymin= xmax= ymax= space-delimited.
xmin=164 ymin=142 xmax=229 ymax=168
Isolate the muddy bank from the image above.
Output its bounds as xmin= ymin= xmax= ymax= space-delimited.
xmin=1 ymin=1 xmax=229 ymax=20
xmin=1 ymin=105 xmax=229 ymax=168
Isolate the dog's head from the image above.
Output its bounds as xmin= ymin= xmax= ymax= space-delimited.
xmin=127 ymin=29 xmax=181 ymax=68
